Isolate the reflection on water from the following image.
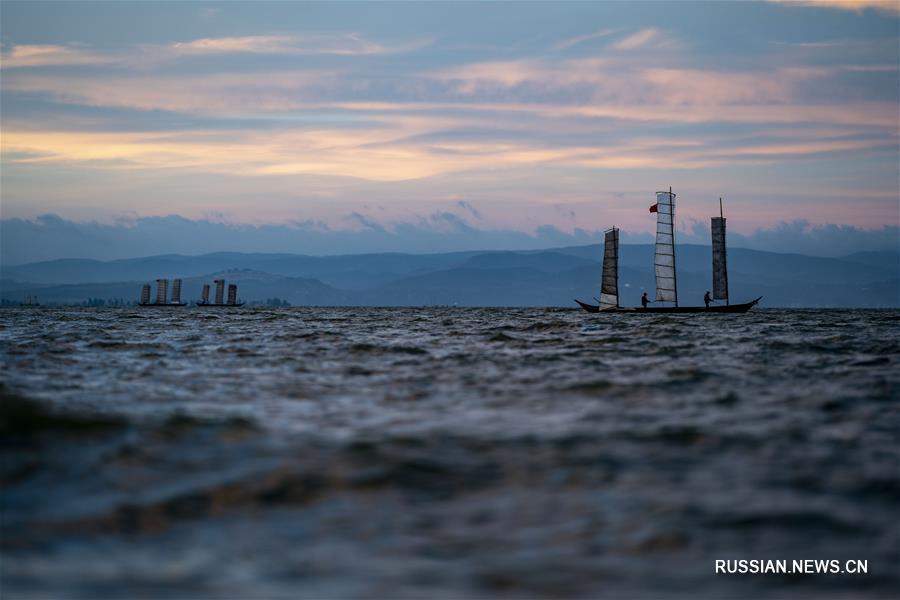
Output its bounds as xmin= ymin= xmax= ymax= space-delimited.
xmin=1 ymin=307 xmax=898 ymax=598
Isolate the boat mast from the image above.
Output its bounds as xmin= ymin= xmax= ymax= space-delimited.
xmin=671 ymin=186 xmax=678 ymax=307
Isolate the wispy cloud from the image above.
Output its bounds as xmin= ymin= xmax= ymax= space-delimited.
xmin=554 ymin=28 xmax=617 ymax=50
xmin=1 ymin=32 xmax=429 ymax=71
xmin=429 ymin=59 xmax=581 ymax=92
xmin=612 ymin=28 xmax=659 ymax=50
xmin=0 ymin=44 xmax=116 ymax=68
xmin=171 ymin=35 xmax=299 ymax=55
xmin=768 ymin=0 xmax=900 ymax=15
xmin=170 ymin=33 xmax=429 ymax=56
xmin=639 ymin=66 xmax=823 ymax=104
xmin=3 ymin=71 xmax=329 ymax=113
xmin=4 ymin=105 xmax=895 ymax=185
xmin=839 ymin=64 xmax=899 ymax=71
xmin=457 ymin=200 xmax=482 ymax=219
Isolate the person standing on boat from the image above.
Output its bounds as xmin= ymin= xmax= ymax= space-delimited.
xmin=704 ymin=291 xmax=712 ymax=308
xmin=641 ymin=292 xmax=649 ymax=309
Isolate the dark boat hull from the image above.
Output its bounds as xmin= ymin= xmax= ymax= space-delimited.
xmin=138 ymin=303 xmax=187 ymax=307
xmin=574 ymin=299 xmax=601 ymax=313
xmin=575 ymin=297 xmax=761 ymax=314
xmin=195 ymin=302 xmax=245 ymax=307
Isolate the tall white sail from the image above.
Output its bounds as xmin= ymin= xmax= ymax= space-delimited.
xmin=711 ymin=216 xmax=728 ymax=301
xmin=599 ymin=227 xmax=619 ymax=309
xmin=654 ymin=190 xmax=677 ymax=304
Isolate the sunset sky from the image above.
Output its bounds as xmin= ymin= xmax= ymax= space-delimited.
xmin=1 ymin=1 xmax=898 ymax=260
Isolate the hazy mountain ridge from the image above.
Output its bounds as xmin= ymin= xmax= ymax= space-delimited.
xmin=1 ymin=246 xmax=897 ymax=308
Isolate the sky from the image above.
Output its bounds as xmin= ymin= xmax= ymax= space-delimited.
xmin=1 ymin=1 xmax=898 ymax=262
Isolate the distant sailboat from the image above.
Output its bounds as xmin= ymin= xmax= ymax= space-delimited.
xmin=138 ymin=278 xmax=187 ymax=307
xmin=196 ymin=278 xmax=244 ymax=307
xmin=575 ymin=226 xmax=621 ymax=312
xmin=575 ymin=189 xmax=760 ymax=313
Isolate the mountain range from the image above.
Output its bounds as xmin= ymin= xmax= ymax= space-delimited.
xmin=1 ymin=245 xmax=897 ymax=308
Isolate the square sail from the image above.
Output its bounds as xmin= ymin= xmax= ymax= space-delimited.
xmin=711 ymin=216 xmax=728 ymax=300
xmin=600 ymin=227 xmax=619 ymax=309
xmin=654 ymin=191 xmax=677 ymax=304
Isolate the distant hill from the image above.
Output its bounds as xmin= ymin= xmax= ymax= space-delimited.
xmin=0 ymin=251 xmax=479 ymax=288
xmin=839 ymin=251 xmax=900 ymax=272
xmin=1 ymin=245 xmax=897 ymax=308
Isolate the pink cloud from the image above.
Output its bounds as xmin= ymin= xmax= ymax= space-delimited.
xmin=169 ymin=33 xmax=428 ymax=56
xmin=612 ymin=28 xmax=659 ymax=50
xmin=1 ymin=44 xmax=116 ymax=68
xmin=768 ymin=0 xmax=900 ymax=15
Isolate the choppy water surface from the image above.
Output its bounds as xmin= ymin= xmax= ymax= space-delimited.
xmin=1 ymin=307 xmax=898 ymax=598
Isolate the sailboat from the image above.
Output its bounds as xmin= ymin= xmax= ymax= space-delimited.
xmin=575 ymin=188 xmax=761 ymax=314
xmin=195 ymin=279 xmax=245 ymax=307
xmin=138 ymin=278 xmax=188 ymax=307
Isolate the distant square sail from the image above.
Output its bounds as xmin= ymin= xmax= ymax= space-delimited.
xmin=214 ymin=279 xmax=225 ymax=305
xmin=654 ymin=190 xmax=677 ymax=304
xmin=711 ymin=216 xmax=728 ymax=301
xmin=599 ymin=227 xmax=619 ymax=309
xmin=156 ymin=279 xmax=169 ymax=305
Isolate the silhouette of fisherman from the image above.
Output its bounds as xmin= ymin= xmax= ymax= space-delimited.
xmin=641 ymin=292 xmax=649 ymax=309
xmin=704 ymin=291 xmax=712 ymax=308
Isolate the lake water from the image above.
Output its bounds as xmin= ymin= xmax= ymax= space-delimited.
xmin=1 ymin=307 xmax=898 ymax=598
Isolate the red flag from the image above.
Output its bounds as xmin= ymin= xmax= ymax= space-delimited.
xmin=649 ymin=204 xmax=658 ymax=213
